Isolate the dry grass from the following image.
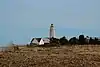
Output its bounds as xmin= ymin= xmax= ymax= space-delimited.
xmin=0 ymin=45 xmax=100 ymax=67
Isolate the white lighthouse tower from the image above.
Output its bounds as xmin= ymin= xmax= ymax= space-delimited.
xmin=49 ymin=24 xmax=55 ymax=38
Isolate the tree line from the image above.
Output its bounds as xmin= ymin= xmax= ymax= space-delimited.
xmin=50 ymin=35 xmax=100 ymax=45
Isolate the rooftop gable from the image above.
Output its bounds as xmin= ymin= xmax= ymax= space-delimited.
xmin=35 ymin=38 xmax=42 ymax=42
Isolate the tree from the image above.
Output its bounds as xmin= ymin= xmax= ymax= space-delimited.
xmin=69 ymin=37 xmax=79 ymax=45
xmin=79 ymin=35 xmax=85 ymax=45
xmin=94 ymin=37 xmax=98 ymax=44
xmin=50 ymin=37 xmax=60 ymax=46
xmin=89 ymin=37 xmax=94 ymax=45
xmin=59 ymin=36 xmax=68 ymax=45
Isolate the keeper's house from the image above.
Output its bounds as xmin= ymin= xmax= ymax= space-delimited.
xmin=30 ymin=38 xmax=50 ymax=45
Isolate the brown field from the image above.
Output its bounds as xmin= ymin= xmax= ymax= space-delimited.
xmin=0 ymin=45 xmax=100 ymax=67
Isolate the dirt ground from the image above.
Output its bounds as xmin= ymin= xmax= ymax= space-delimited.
xmin=0 ymin=45 xmax=100 ymax=67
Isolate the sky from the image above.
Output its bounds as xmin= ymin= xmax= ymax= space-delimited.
xmin=0 ymin=0 xmax=100 ymax=46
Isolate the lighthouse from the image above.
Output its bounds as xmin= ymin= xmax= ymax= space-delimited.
xmin=49 ymin=24 xmax=55 ymax=38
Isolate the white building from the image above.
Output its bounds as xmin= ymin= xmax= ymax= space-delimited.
xmin=30 ymin=38 xmax=50 ymax=45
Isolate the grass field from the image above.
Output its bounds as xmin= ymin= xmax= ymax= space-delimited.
xmin=0 ymin=45 xmax=100 ymax=67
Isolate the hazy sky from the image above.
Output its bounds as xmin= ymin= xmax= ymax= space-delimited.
xmin=0 ymin=0 xmax=100 ymax=45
